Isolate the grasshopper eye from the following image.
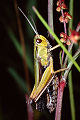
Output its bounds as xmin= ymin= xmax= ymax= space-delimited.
xmin=36 ymin=39 xmax=42 ymax=43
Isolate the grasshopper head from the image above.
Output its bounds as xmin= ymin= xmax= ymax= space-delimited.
xmin=34 ymin=35 xmax=48 ymax=47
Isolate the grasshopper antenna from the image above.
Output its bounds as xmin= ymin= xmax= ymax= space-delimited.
xmin=18 ymin=7 xmax=38 ymax=35
xmin=29 ymin=12 xmax=38 ymax=34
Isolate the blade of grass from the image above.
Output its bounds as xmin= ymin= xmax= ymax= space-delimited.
xmin=8 ymin=67 xmax=28 ymax=93
xmin=32 ymin=6 xmax=80 ymax=72
xmin=8 ymin=28 xmax=22 ymax=55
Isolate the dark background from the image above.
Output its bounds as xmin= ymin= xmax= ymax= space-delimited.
xmin=0 ymin=0 xmax=80 ymax=120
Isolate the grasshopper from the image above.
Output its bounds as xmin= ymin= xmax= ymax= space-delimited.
xmin=18 ymin=7 xmax=66 ymax=112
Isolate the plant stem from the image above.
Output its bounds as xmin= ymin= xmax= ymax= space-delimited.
xmin=68 ymin=0 xmax=76 ymax=119
xmin=55 ymin=79 xmax=66 ymax=120
xmin=48 ymin=0 xmax=54 ymax=40
xmin=55 ymin=47 xmax=80 ymax=120
xmin=68 ymin=70 xmax=75 ymax=119
xmin=25 ymin=95 xmax=34 ymax=120
xmin=64 ymin=43 xmax=73 ymax=67
xmin=59 ymin=0 xmax=67 ymax=64
xmin=48 ymin=2 xmax=65 ymax=119
xmin=64 ymin=47 xmax=80 ymax=80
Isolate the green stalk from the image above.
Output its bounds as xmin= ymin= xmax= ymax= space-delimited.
xmin=32 ymin=6 xmax=80 ymax=72
xmin=68 ymin=70 xmax=75 ymax=120
xmin=68 ymin=0 xmax=76 ymax=120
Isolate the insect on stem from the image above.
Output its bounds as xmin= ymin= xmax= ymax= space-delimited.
xmin=18 ymin=7 xmax=38 ymax=35
xmin=33 ymin=68 xmax=67 ymax=103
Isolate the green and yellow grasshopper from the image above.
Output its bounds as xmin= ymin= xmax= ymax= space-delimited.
xmin=18 ymin=7 xmax=66 ymax=112
xmin=30 ymin=35 xmax=64 ymax=112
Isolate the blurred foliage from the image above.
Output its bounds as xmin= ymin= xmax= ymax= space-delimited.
xmin=8 ymin=67 xmax=28 ymax=93
xmin=7 ymin=27 xmax=34 ymax=74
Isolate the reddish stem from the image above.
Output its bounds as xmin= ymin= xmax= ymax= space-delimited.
xmin=25 ymin=95 xmax=34 ymax=120
xmin=61 ymin=9 xmax=67 ymax=34
xmin=55 ymin=79 xmax=66 ymax=120
xmin=59 ymin=0 xmax=67 ymax=63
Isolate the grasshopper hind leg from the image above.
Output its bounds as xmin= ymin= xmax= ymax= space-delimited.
xmin=46 ymin=76 xmax=59 ymax=113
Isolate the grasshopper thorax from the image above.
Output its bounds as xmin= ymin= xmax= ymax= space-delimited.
xmin=34 ymin=34 xmax=51 ymax=66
